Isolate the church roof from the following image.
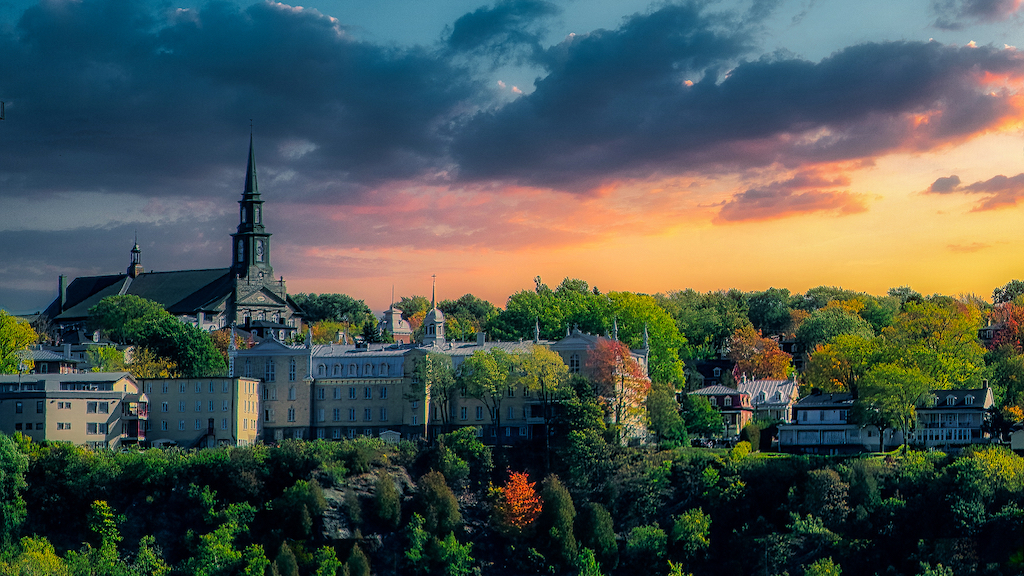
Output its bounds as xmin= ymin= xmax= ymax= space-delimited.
xmin=50 ymin=268 xmax=234 ymax=321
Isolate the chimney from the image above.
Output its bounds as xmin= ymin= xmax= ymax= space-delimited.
xmin=92 ymin=330 xmax=100 ymax=343
xmin=58 ymin=274 xmax=67 ymax=311
xmin=477 ymin=332 xmax=485 ymax=346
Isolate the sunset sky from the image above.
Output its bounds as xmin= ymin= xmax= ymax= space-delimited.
xmin=4 ymin=0 xmax=1024 ymax=314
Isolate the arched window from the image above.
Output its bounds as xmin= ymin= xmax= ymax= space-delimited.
xmin=724 ymin=396 xmax=733 ymax=407
xmin=349 ymin=364 xmax=356 ymax=376
xmin=365 ymin=363 xmax=372 ymax=375
xmin=756 ymin=391 xmax=766 ymax=403
xmin=381 ymin=363 xmax=389 ymax=376
xmin=317 ymin=365 xmax=324 ymax=376
xmin=946 ymin=396 xmax=956 ymax=406
xmin=333 ymin=364 xmax=340 ymax=376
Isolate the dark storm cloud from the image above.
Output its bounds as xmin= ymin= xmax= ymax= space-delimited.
xmin=446 ymin=0 xmax=559 ymax=62
xmin=451 ymin=6 xmax=1024 ymax=190
xmin=0 ymin=0 xmax=481 ymax=199
xmin=926 ymin=172 xmax=1024 ymax=210
xmin=931 ymin=0 xmax=1022 ymax=30
xmin=715 ymin=170 xmax=866 ymax=222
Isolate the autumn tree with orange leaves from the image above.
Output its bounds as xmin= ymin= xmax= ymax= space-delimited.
xmin=990 ymin=302 xmax=1024 ymax=352
xmin=586 ymin=339 xmax=651 ymax=439
xmin=494 ymin=471 xmax=542 ymax=539
xmin=727 ymin=325 xmax=792 ymax=380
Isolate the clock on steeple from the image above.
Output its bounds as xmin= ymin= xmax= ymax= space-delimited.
xmin=230 ymin=135 xmax=273 ymax=280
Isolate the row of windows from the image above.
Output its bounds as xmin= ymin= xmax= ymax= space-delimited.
xmin=316 ymin=363 xmax=392 ymax=377
xmin=313 ymin=386 xmax=389 ymax=401
xmin=13 ymin=401 xmax=44 ymax=414
xmin=242 ymin=359 xmax=297 ymax=382
xmin=308 ymin=425 xmax=529 ymax=440
xmin=267 ymin=407 xmax=392 ymax=423
xmin=162 ymin=400 xmax=233 ymax=413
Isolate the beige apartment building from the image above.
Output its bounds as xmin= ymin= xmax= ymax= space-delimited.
xmin=142 ymin=377 xmax=261 ymax=447
xmin=0 ymin=372 xmax=147 ymax=449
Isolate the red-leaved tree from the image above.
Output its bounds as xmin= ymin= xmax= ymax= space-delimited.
xmin=586 ymin=339 xmax=651 ymax=438
xmin=494 ymin=471 xmax=542 ymax=539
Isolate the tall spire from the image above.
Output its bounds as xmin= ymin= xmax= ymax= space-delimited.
xmin=243 ymin=134 xmax=258 ymax=197
xmin=431 ymin=274 xmax=436 ymax=309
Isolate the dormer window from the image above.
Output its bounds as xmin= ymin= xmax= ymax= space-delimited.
xmin=709 ymin=397 xmax=716 ymax=406
xmin=946 ymin=396 xmax=956 ymax=406
xmin=724 ymin=396 xmax=732 ymax=407
xmin=713 ymin=367 xmax=722 ymax=378
xmin=965 ymin=395 xmax=974 ymax=405
xmin=757 ymin=391 xmax=766 ymax=403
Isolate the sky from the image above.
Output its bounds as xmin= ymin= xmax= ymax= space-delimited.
xmin=4 ymin=0 xmax=1024 ymax=314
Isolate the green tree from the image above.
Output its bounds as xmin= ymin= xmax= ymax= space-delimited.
xmin=274 ymin=542 xmax=299 ymax=576
xmin=655 ymin=289 xmax=751 ymax=359
xmin=291 ymin=293 xmax=373 ymax=325
xmin=3 ymin=536 xmax=70 ymax=576
xmin=374 ymin=470 xmax=401 ymax=530
xmin=993 ymin=279 xmax=1024 ymax=304
xmin=748 ymin=288 xmax=795 ymax=335
xmin=133 ymin=315 xmax=225 ymax=378
xmin=239 ymin=545 xmax=269 ymax=576
xmin=539 ymin=475 xmax=577 ymax=570
xmin=416 ymin=471 xmax=461 ymax=536
xmin=796 ymin=302 xmax=876 ymax=351
xmin=88 ymin=295 xmax=167 ymax=344
xmin=879 ymin=300 xmax=985 ymax=389
xmin=856 ymin=363 xmax=931 ymax=450
xmin=608 ymin=291 xmax=687 ymax=385
xmin=346 ymin=543 xmax=370 ymax=576
xmin=625 ymin=524 xmax=667 ymax=572
xmin=576 ymin=503 xmax=617 ymax=570
xmin=86 ymin=346 xmax=126 ymax=372
xmin=0 ymin=311 xmax=36 ymax=375
xmin=0 ymin=433 xmax=28 ymax=548
xmin=272 ymin=480 xmax=327 ymax=539
xmin=681 ymin=394 xmax=721 ymax=437
xmin=804 ymin=557 xmax=842 ymax=576
xmin=132 ymin=535 xmax=170 ymax=576
xmin=411 ymin=352 xmax=458 ymax=433
xmin=648 ymin=380 xmax=686 ymax=444
xmin=460 ymin=348 xmax=519 ymax=447
xmin=520 ymin=345 xmax=570 ymax=467
xmin=803 ymin=334 xmax=876 ymax=393
xmin=432 ymin=532 xmax=473 ymax=576
xmin=125 ymin=347 xmax=179 ymax=379
xmin=671 ymin=508 xmax=711 ymax=561
xmin=313 ymin=546 xmax=342 ymax=576
xmin=576 ymin=548 xmax=605 ymax=576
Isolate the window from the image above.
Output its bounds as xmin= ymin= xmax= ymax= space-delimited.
xmin=318 ymin=409 xmax=325 ymax=422
xmin=15 ymin=401 xmax=22 ymax=414
xmin=161 ymin=402 xmax=168 ymax=413
xmin=317 ymin=388 xmax=325 ymax=400
xmin=179 ymin=420 xmax=185 ymax=430
xmin=476 ymin=406 xmax=484 ymax=420
xmin=505 ymin=427 xmax=511 ymax=437
xmin=412 ymin=415 xmax=419 ymax=425
xmin=460 ymin=407 xmax=467 ymax=420
xmin=333 ymin=365 xmax=340 ymax=376
xmin=365 ymin=364 xmax=373 ymax=375
xmin=840 ymin=410 xmax=849 ymax=422
xmin=195 ymin=401 xmax=202 ymax=412
xmin=946 ymin=396 xmax=956 ymax=406
xmin=713 ymin=367 xmax=722 ymax=377
xmin=348 ymin=409 xmax=356 ymax=421
xmin=519 ymin=426 xmax=527 ymax=436
xmin=195 ymin=419 xmax=201 ymax=430
xmin=381 ymin=363 xmax=389 ymax=376
xmin=507 ymin=387 xmax=515 ymax=397
xmin=162 ymin=382 xmax=169 ymax=393
xmin=288 ymin=408 xmax=295 ymax=422
xmin=196 ymin=382 xmax=202 ymax=394
xmin=244 ymin=359 xmax=252 ymax=378
xmin=347 ymin=429 xmax=356 ymax=439
xmin=364 ymin=408 xmax=372 ymax=421
xmin=271 ymin=387 xmax=277 ymax=400
xmin=209 ymin=381 xmax=215 ymax=393
xmin=381 ymin=387 xmax=388 ymax=399
xmin=364 ymin=387 xmax=372 ymax=399
xmin=209 ymin=400 xmax=215 ymax=412
xmin=965 ymin=395 xmax=975 ymax=405
xmin=333 ymin=428 xmax=341 ymax=439
xmin=723 ymin=396 xmax=732 ymax=407
xmin=87 ymin=402 xmax=97 ymax=413
xmin=334 ymin=387 xmax=341 ymax=400
xmin=14 ymin=423 xmax=21 ymax=431
xmin=87 ymin=423 xmax=98 ymax=435
xmin=36 ymin=401 xmax=44 ymax=413
xmin=380 ymin=408 xmax=387 ymax=421
xmin=161 ymin=421 xmax=167 ymax=431
xmin=508 ymin=406 xmax=515 ymax=419
xmin=179 ymin=401 xmax=186 ymax=412
xmin=318 ymin=365 xmax=324 ymax=376
xmin=265 ymin=409 xmax=274 ymax=422
xmin=569 ymin=353 xmax=580 ymax=373
xmin=364 ymin=428 xmax=373 ymax=437
xmin=289 ymin=359 xmax=296 ymax=381
xmin=819 ymin=411 xmax=826 ymax=421
xmin=242 ymin=419 xmax=247 ymax=430
xmin=223 ymin=400 xmax=229 ymax=411
xmin=263 ymin=386 xmax=268 ymax=400
xmin=223 ymin=381 xmax=229 ymax=393
xmin=349 ymin=364 xmax=356 ymax=376
xmin=801 ymin=411 xmax=808 ymax=421
xmin=220 ymin=418 xmax=227 ymax=430
xmin=349 ymin=387 xmax=356 ymax=399
xmin=266 ymin=360 xmax=275 ymax=382
xmin=317 ymin=428 xmax=325 ymax=439
xmin=709 ymin=397 xmax=716 ymax=406
xmin=288 ymin=386 xmax=296 ymax=401
xmin=333 ymin=408 xmax=341 ymax=421
xmin=180 ymin=383 xmax=186 ymax=393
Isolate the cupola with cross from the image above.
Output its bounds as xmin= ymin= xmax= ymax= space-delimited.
xmin=231 ymin=135 xmax=273 ymax=281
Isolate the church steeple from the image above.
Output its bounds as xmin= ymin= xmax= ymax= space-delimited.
xmin=127 ymin=233 xmax=143 ymax=278
xmin=231 ymin=135 xmax=272 ymax=280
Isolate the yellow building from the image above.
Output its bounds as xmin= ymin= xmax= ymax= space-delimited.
xmin=0 ymin=372 xmax=147 ymax=449
xmin=142 ymin=377 xmax=261 ymax=447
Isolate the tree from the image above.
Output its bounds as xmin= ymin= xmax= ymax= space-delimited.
xmin=539 ymin=475 xmax=577 ymax=570
xmin=804 ymin=557 xmax=842 ymax=576
xmin=625 ymin=524 xmax=667 ymax=572
xmin=0 ymin=433 xmax=28 ymax=548
xmin=133 ymin=535 xmax=171 ymax=576
xmin=86 ymin=346 xmax=126 ymax=372
xmin=680 ymin=394 xmax=721 ymax=437
xmin=989 ymin=302 xmax=1024 ymax=351
xmin=374 ymin=470 xmax=401 ymax=530
xmin=880 ymin=300 xmax=984 ymax=389
xmin=648 ymin=380 xmax=686 ymax=444
xmin=727 ymin=325 xmax=792 ymax=380
xmin=493 ymin=471 xmax=542 ymax=539
xmin=346 ymin=543 xmax=370 ymax=576
xmin=608 ymin=291 xmax=687 ymax=385
xmin=655 ymin=289 xmax=751 ymax=359
xmin=460 ymin=348 xmax=519 ymax=446
xmin=856 ymin=363 xmax=931 ymax=450
xmin=126 ymin=347 xmax=179 ymax=379
xmin=411 ymin=352 xmax=458 ymax=434
xmin=671 ymin=507 xmax=711 ymax=563
xmin=748 ymin=288 xmax=794 ymax=335
xmin=272 ymin=480 xmax=327 ymax=539
xmin=577 ymin=548 xmax=605 ymax=576
xmin=519 ymin=345 xmax=570 ymax=467
xmin=3 ymin=536 xmax=69 ymax=576
xmin=432 ymin=532 xmax=473 ymax=576
xmin=586 ymin=339 xmax=650 ymax=438
xmin=993 ymin=279 xmax=1024 ymax=304
xmin=210 ymin=328 xmax=248 ymax=362
xmin=87 ymin=294 xmax=166 ymax=344
xmin=291 ymin=293 xmax=373 ymax=325
xmin=796 ymin=301 xmax=876 ymax=351
xmin=802 ymin=334 xmax=877 ymax=393
xmin=576 ymin=503 xmax=617 ymax=570
xmin=416 ymin=471 xmax=461 ymax=536
xmin=0 ymin=311 xmax=37 ymax=375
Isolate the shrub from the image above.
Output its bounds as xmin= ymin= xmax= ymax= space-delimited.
xmin=374 ymin=470 xmax=401 ymax=530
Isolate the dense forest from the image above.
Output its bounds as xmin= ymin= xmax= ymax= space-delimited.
xmin=1 ymin=421 xmax=1022 ymax=576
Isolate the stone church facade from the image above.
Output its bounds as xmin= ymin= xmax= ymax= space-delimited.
xmin=43 ymin=137 xmax=303 ymax=341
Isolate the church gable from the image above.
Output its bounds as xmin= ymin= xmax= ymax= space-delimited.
xmin=236 ymin=286 xmax=287 ymax=307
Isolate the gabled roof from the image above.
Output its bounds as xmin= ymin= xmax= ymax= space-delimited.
xmin=920 ymin=387 xmax=994 ymax=410
xmin=51 ymin=268 xmax=234 ymax=321
xmin=794 ymin=392 xmax=855 ymax=407
xmin=690 ymin=384 xmax=745 ymax=396
xmin=18 ymin=349 xmax=79 ymax=363
xmin=739 ymin=379 xmax=798 ymax=405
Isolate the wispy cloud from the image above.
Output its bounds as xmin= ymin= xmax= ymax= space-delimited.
xmin=926 ymin=172 xmax=1024 ymax=209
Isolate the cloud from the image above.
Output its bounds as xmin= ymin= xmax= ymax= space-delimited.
xmin=948 ymin=242 xmax=991 ymax=252
xmin=451 ymin=7 xmax=1024 ymax=190
xmin=932 ymin=0 xmax=1023 ymax=30
xmin=445 ymin=0 xmax=559 ymax=62
xmin=714 ymin=170 xmax=868 ymax=222
xmin=925 ymin=172 xmax=1024 ymax=209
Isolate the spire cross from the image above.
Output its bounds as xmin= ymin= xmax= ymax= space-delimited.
xmin=431 ymin=274 xmax=437 ymax=308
